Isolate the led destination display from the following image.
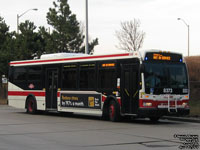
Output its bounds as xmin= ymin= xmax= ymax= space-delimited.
xmin=145 ymin=52 xmax=183 ymax=62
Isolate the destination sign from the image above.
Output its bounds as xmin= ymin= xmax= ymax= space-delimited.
xmin=145 ymin=52 xmax=183 ymax=62
xmin=102 ymin=63 xmax=115 ymax=67
xmin=153 ymin=54 xmax=171 ymax=61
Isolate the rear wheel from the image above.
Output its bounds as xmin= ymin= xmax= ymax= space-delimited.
xmin=109 ymin=100 xmax=121 ymax=122
xmin=26 ymin=97 xmax=37 ymax=114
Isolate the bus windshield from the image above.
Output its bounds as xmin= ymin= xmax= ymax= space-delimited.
xmin=143 ymin=62 xmax=188 ymax=94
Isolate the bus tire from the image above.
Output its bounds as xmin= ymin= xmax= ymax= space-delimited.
xmin=26 ymin=97 xmax=37 ymax=114
xmin=109 ymin=100 xmax=121 ymax=122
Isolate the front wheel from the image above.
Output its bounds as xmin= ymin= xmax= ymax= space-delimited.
xmin=109 ymin=100 xmax=121 ymax=122
xmin=26 ymin=97 xmax=37 ymax=114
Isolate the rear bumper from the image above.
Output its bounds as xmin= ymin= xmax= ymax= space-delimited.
xmin=137 ymin=108 xmax=190 ymax=117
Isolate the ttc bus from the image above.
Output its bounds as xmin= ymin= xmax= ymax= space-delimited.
xmin=8 ymin=50 xmax=190 ymax=122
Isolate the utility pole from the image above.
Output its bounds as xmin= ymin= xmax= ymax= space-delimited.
xmin=17 ymin=8 xmax=38 ymax=34
xmin=177 ymin=18 xmax=190 ymax=56
xmin=85 ymin=0 xmax=89 ymax=54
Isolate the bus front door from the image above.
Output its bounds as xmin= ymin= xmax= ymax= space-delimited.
xmin=121 ymin=64 xmax=139 ymax=114
xmin=45 ymin=68 xmax=58 ymax=110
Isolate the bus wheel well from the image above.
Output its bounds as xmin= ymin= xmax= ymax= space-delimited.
xmin=25 ymin=95 xmax=37 ymax=109
xmin=102 ymin=96 xmax=119 ymax=120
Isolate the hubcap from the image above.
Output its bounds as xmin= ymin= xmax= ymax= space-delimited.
xmin=28 ymin=101 xmax=33 ymax=112
xmin=109 ymin=104 xmax=115 ymax=119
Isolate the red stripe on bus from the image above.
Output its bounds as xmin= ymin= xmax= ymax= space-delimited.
xmin=9 ymin=53 xmax=130 ymax=65
xmin=8 ymin=91 xmax=46 ymax=97
xmin=8 ymin=91 xmax=61 ymax=97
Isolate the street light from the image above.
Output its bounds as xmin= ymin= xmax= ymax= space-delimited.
xmin=17 ymin=8 xmax=38 ymax=34
xmin=177 ymin=18 xmax=190 ymax=56
xmin=85 ymin=0 xmax=89 ymax=54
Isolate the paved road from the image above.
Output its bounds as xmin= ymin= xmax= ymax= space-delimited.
xmin=0 ymin=105 xmax=199 ymax=150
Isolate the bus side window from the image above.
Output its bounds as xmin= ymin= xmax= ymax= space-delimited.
xmin=80 ymin=69 xmax=95 ymax=89
xmin=13 ymin=67 xmax=27 ymax=81
xmin=62 ymin=64 xmax=77 ymax=89
xmin=12 ymin=67 xmax=27 ymax=89
xmin=27 ymin=66 xmax=42 ymax=89
xmin=79 ymin=63 xmax=96 ymax=89
xmin=98 ymin=69 xmax=116 ymax=89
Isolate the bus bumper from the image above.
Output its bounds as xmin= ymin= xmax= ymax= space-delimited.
xmin=137 ymin=108 xmax=190 ymax=117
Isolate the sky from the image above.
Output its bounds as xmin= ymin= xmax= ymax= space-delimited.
xmin=0 ymin=0 xmax=200 ymax=56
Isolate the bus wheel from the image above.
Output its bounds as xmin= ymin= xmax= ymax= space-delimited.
xmin=149 ymin=117 xmax=160 ymax=122
xmin=109 ymin=100 xmax=120 ymax=122
xmin=26 ymin=97 xmax=37 ymax=114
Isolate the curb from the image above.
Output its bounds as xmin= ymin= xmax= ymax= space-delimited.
xmin=162 ymin=116 xmax=200 ymax=123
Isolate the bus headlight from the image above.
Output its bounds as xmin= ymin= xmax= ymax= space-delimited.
xmin=143 ymin=102 xmax=152 ymax=107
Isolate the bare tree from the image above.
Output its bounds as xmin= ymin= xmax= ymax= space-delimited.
xmin=115 ymin=19 xmax=145 ymax=52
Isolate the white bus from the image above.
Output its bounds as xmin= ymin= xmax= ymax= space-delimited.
xmin=8 ymin=50 xmax=190 ymax=122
